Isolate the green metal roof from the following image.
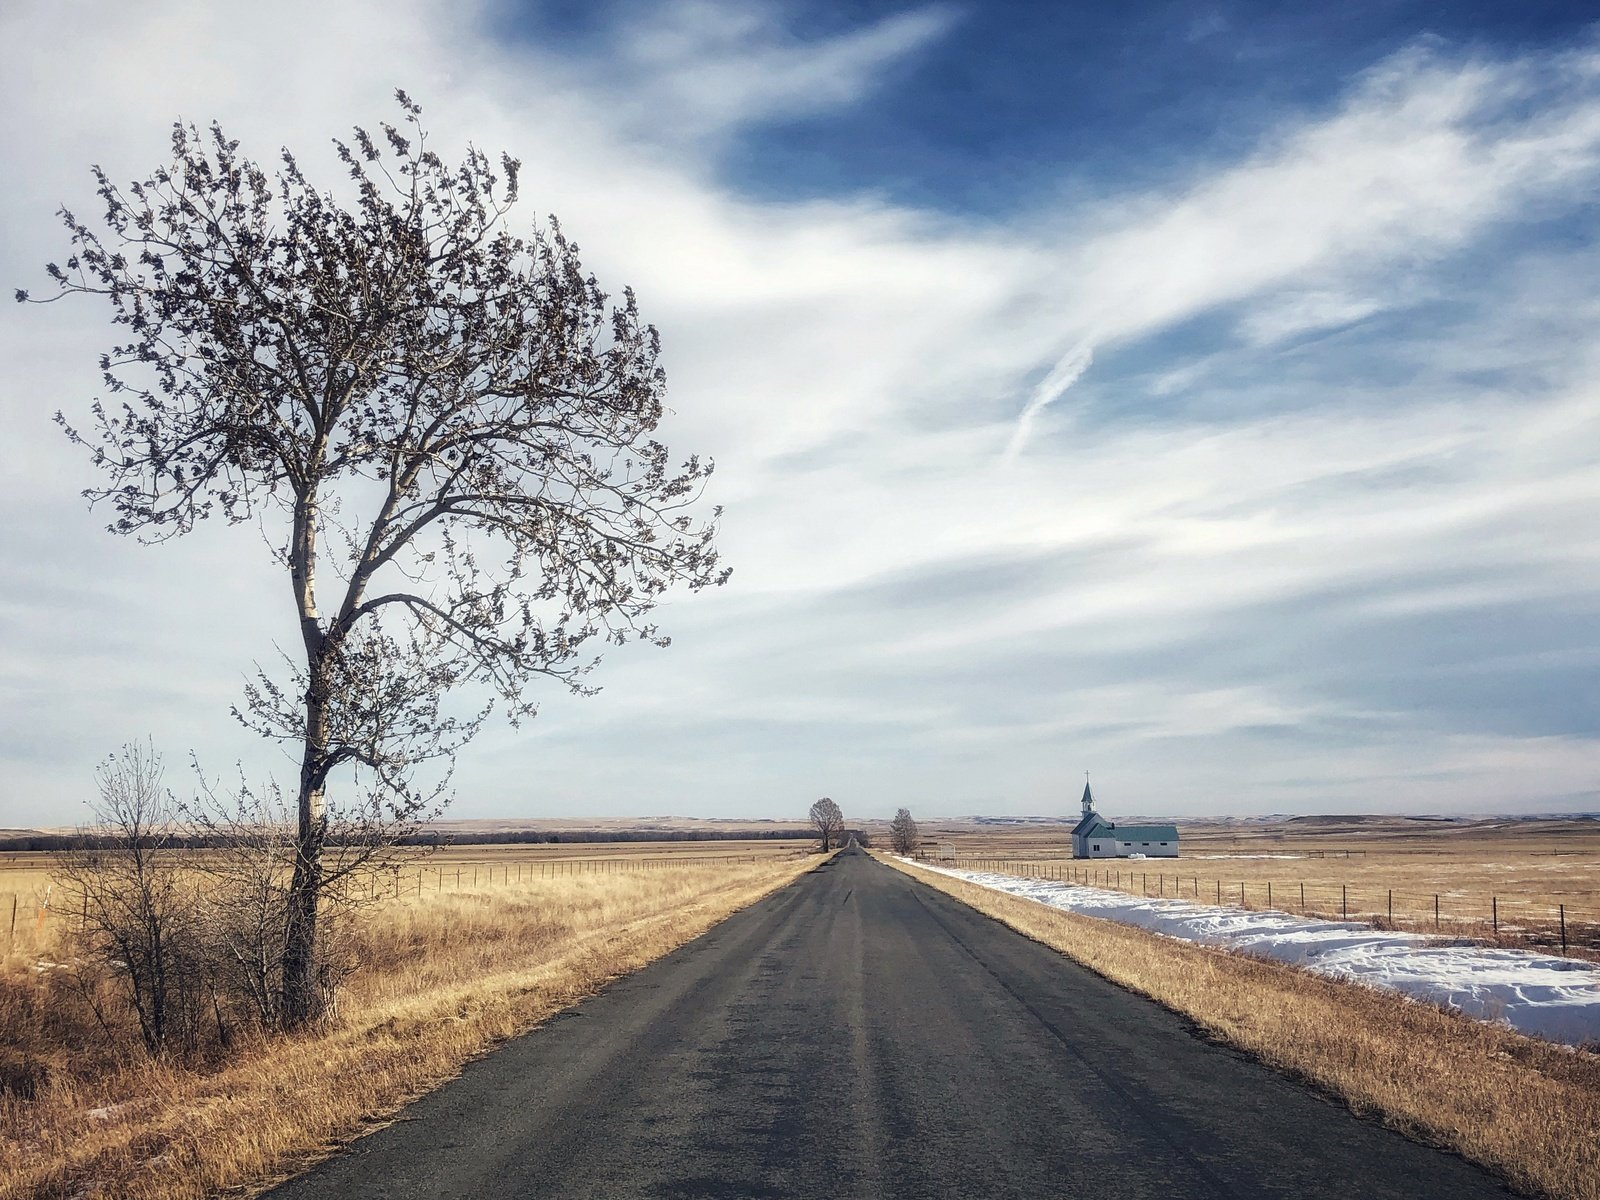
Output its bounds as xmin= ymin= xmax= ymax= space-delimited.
xmin=1071 ymin=810 xmax=1104 ymax=835
xmin=1110 ymin=824 xmax=1179 ymax=841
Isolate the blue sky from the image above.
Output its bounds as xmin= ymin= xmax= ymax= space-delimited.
xmin=2 ymin=0 xmax=1600 ymax=825
xmin=515 ymin=1 xmax=1600 ymax=211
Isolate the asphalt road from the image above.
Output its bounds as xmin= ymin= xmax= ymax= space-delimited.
xmin=267 ymin=848 xmax=1516 ymax=1199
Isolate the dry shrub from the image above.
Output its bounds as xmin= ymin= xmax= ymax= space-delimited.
xmin=887 ymin=856 xmax=1600 ymax=1200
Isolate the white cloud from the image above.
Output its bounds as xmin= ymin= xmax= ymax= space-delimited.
xmin=1001 ymin=39 xmax=1600 ymax=442
xmin=1234 ymin=290 xmax=1388 ymax=346
xmin=1002 ymin=341 xmax=1094 ymax=462
xmin=608 ymin=0 xmax=959 ymax=142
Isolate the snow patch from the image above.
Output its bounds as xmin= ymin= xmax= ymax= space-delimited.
xmin=906 ymin=859 xmax=1600 ymax=1048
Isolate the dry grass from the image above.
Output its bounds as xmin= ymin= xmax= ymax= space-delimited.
xmin=0 ymin=850 xmax=820 ymax=1200
xmin=0 ymin=863 xmax=56 ymax=974
xmin=0 ymin=843 xmax=810 ymax=970
xmin=884 ymin=854 xmax=1600 ymax=1200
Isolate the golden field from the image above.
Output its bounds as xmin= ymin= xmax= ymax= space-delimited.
xmin=885 ymin=854 xmax=1600 ymax=1200
xmin=0 ymin=840 xmax=811 ymax=967
xmin=0 ymin=844 xmax=820 ymax=1200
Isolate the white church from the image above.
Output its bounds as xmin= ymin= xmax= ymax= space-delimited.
xmin=1070 ymin=779 xmax=1179 ymax=859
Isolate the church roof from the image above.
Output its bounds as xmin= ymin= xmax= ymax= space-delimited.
xmin=1071 ymin=812 xmax=1179 ymax=841
xmin=1072 ymin=812 xmax=1114 ymax=837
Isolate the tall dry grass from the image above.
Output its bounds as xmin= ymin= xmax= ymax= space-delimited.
xmin=885 ymin=855 xmax=1600 ymax=1200
xmin=0 ymin=863 xmax=59 ymax=974
xmin=0 ymin=853 xmax=819 ymax=1200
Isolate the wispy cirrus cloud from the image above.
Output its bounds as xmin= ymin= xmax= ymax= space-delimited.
xmin=1002 ymin=38 xmax=1600 ymax=442
xmin=1002 ymin=341 xmax=1093 ymax=463
xmin=605 ymin=0 xmax=961 ymax=142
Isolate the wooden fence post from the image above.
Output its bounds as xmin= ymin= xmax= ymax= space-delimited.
xmin=1560 ymin=905 xmax=1567 ymax=955
xmin=1492 ymin=896 xmax=1497 ymax=934
xmin=1434 ymin=894 xmax=1440 ymax=930
xmin=1341 ymin=884 xmax=1347 ymax=920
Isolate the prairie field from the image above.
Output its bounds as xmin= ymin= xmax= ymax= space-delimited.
xmin=0 ymin=843 xmax=819 ymax=1200
xmin=887 ymin=815 xmax=1600 ymax=951
xmin=0 ymin=840 xmax=810 ymax=968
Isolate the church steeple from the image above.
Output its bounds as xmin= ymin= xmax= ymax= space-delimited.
xmin=1081 ymin=773 xmax=1094 ymax=817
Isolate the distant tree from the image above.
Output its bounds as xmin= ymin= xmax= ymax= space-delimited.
xmin=27 ymin=93 xmax=728 ymax=1027
xmin=809 ymin=797 xmax=844 ymax=852
xmin=889 ymin=807 xmax=919 ymax=856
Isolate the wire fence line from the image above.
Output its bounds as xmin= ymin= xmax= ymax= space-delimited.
xmin=916 ymin=856 xmax=1599 ymax=956
xmin=388 ymin=852 xmax=777 ymax=896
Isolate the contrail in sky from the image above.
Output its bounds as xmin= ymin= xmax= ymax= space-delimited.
xmin=1002 ymin=341 xmax=1094 ymax=464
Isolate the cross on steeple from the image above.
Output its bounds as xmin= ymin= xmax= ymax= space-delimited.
xmin=1081 ymin=772 xmax=1095 ymax=817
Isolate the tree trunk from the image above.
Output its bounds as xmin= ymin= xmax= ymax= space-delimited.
xmin=281 ymin=494 xmax=329 ymax=1029
xmin=281 ymin=682 xmax=329 ymax=1027
xmin=280 ymin=791 xmax=325 ymax=1026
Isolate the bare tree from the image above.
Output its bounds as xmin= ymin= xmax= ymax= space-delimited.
xmin=809 ymin=797 xmax=844 ymax=853
xmin=27 ymin=93 xmax=728 ymax=1027
xmin=57 ymin=743 xmax=208 ymax=1056
xmin=889 ymin=807 xmax=919 ymax=856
